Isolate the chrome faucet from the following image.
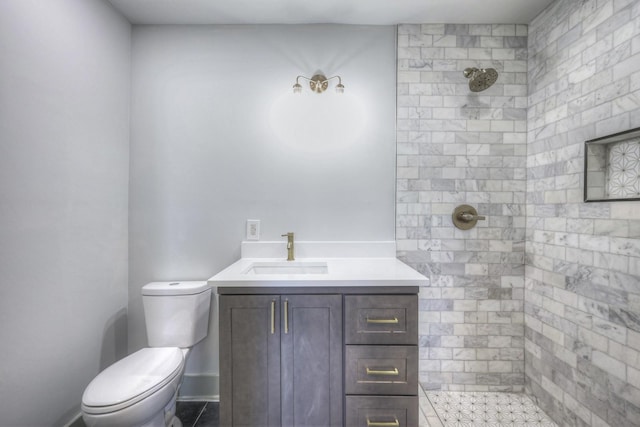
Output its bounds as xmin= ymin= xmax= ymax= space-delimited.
xmin=281 ymin=232 xmax=295 ymax=261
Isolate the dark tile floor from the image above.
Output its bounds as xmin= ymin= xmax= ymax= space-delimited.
xmin=176 ymin=401 xmax=219 ymax=427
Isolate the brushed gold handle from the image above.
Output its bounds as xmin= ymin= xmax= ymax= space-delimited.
xmin=366 ymin=317 xmax=399 ymax=324
xmin=459 ymin=212 xmax=486 ymax=221
xmin=366 ymin=418 xmax=399 ymax=427
xmin=270 ymin=300 xmax=276 ymax=334
xmin=284 ymin=299 xmax=289 ymax=334
xmin=366 ymin=367 xmax=399 ymax=376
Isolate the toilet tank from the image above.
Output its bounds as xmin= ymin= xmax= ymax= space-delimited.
xmin=142 ymin=281 xmax=212 ymax=348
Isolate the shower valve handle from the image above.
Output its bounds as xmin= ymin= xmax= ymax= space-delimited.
xmin=452 ymin=204 xmax=485 ymax=230
xmin=458 ymin=212 xmax=486 ymax=222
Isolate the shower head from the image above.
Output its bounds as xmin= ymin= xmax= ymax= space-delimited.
xmin=463 ymin=67 xmax=498 ymax=92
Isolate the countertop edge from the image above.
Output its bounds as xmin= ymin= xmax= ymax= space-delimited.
xmin=209 ymin=257 xmax=428 ymax=285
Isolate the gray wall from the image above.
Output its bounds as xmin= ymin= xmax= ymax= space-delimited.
xmin=396 ymin=23 xmax=528 ymax=391
xmin=0 ymin=0 xmax=131 ymax=425
xmin=129 ymin=25 xmax=397 ymax=377
xmin=526 ymin=0 xmax=640 ymax=426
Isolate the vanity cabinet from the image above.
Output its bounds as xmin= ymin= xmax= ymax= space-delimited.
xmin=217 ymin=286 xmax=420 ymax=427
xmin=219 ymin=294 xmax=343 ymax=427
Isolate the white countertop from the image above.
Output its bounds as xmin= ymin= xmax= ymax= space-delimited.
xmin=208 ymin=241 xmax=428 ymax=288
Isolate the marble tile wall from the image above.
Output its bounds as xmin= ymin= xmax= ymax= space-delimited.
xmin=396 ymin=23 xmax=528 ymax=391
xmin=526 ymin=0 xmax=640 ymax=426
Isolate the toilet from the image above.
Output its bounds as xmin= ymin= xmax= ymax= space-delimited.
xmin=81 ymin=281 xmax=212 ymax=427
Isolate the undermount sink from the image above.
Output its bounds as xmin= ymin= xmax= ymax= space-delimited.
xmin=243 ymin=261 xmax=329 ymax=275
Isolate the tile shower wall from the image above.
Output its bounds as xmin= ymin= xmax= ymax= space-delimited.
xmin=526 ymin=0 xmax=640 ymax=426
xmin=396 ymin=24 xmax=528 ymax=391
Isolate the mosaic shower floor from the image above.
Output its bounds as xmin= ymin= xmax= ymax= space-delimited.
xmin=419 ymin=389 xmax=558 ymax=427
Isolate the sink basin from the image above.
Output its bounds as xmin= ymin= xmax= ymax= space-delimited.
xmin=243 ymin=261 xmax=329 ymax=275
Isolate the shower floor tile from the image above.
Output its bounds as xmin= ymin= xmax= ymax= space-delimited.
xmin=423 ymin=391 xmax=558 ymax=427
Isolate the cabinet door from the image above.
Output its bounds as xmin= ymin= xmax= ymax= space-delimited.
xmin=281 ymin=295 xmax=343 ymax=427
xmin=219 ymin=295 xmax=281 ymax=427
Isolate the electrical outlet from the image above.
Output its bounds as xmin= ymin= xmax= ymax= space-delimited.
xmin=246 ymin=219 xmax=261 ymax=240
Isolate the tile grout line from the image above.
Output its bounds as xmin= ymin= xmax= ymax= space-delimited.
xmin=425 ymin=393 xmax=446 ymax=427
xmin=191 ymin=402 xmax=208 ymax=427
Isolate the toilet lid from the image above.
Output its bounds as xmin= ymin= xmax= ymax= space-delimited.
xmin=82 ymin=347 xmax=183 ymax=410
xmin=142 ymin=281 xmax=210 ymax=296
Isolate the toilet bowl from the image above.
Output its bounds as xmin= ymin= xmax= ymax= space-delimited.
xmin=82 ymin=347 xmax=186 ymax=427
xmin=81 ymin=281 xmax=211 ymax=427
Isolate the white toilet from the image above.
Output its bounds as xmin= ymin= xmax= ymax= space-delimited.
xmin=81 ymin=281 xmax=212 ymax=427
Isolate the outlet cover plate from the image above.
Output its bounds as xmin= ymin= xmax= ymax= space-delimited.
xmin=246 ymin=219 xmax=260 ymax=240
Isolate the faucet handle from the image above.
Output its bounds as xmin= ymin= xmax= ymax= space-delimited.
xmin=281 ymin=232 xmax=294 ymax=238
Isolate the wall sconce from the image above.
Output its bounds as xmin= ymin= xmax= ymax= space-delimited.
xmin=293 ymin=74 xmax=344 ymax=94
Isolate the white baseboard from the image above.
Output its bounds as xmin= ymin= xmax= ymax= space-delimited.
xmin=178 ymin=373 xmax=220 ymax=401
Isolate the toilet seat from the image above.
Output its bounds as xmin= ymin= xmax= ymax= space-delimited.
xmin=82 ymin=347 xmax=184 ymax=415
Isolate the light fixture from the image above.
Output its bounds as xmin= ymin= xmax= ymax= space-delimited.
xmin=293 ymin=73 xmax=344 ymax=94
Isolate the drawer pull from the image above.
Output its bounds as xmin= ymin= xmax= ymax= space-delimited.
xmin=366 ymin=367 xmax=399 ymax=376
xmin=366 ymin=317 xmax=399 ymax=324
xmin=366 ymin=417 xmax=399 ymax=427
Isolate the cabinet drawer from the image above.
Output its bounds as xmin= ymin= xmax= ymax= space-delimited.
xmin=345 ymin=295 xmax=418 ymax=345
xmin=345 ymin=396 xmax=418 ymax=427
xmin=345 ymin=345 xmax=418 ymax=396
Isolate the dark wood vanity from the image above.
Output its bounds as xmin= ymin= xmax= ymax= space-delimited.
xmin=218 ymin=285 xmax=419 ymax=427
